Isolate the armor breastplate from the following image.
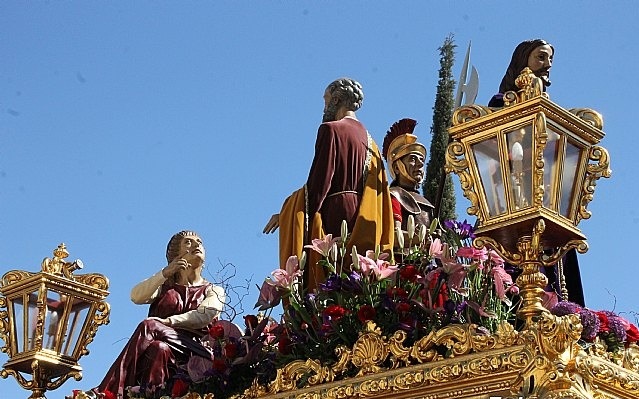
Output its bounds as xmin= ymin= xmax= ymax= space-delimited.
xmin=390 ymin=186 xmax=434 ymax=229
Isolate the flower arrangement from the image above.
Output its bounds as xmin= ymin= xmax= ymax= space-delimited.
xmin=550 ymin=301 xmax=639 ymax=352
xmin=256 ymin=218 xmax=518 ymax=366
xmin=77 ymin=218 xmax=519 ymax=399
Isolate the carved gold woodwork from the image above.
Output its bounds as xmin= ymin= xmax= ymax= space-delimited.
xmin=0 ymin=244 xmax=110 ymax=399
xmin=445 ymin=71 xmax=610 ymax=255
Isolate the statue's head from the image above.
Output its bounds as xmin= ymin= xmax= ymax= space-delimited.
xmin=499 ymin=39 xmax=554 ymax=94
xmin=322 ymin=78 xmax=364 ymax=122
xmin=382 ymin=118 xmax=426 ymax=188
xmin=165 ymin=230 xmax=204 ymax=264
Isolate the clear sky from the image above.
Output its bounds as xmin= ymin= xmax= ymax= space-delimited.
xmin=1 ymin=2 xmax=637 ymax=398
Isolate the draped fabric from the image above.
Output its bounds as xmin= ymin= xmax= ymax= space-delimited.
xmin=278 ymin=134 xmax=394 ymax=290
xmin=98 ymin=283 xmax=215 ymax=396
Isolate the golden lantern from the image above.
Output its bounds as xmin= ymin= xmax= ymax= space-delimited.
xmin=0 ymin=244 xmax=110 ymax=399
xmin=446 ymin=68 xmax=611 ymax=323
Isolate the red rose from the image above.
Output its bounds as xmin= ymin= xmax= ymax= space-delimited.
xmin=278 ymin=329 xmax=291 ymax=355
xmin=396 ymin=302 xmax=411 ymax=313
xmin=223 ymin=342 xmax=238 ymax=359
xmin=208 ymin=323 xmax=225 ymax=339
xmin=102 ymin=391 xmax=116 ymax=399
xmin=433 ymin=282 xmax=449 ymax=309
xmin=212 ymin=358 xmax=227 ymax=373
xmin=428 ymin=271 xmax=441 ymax=290
xmin=596 ymin=311 xmax=610 ymax=333
xmin=323 ymin=304 xmax=349 ymax=320
xmin=400 ymin=265 xmax=419 ymax=282
xmin=357 ymin=305 xmax=376 ymax=323
xmin=171 ymin=379 xmax=189 ymax=398
xmin=387 ymin=287 xmax=408 ymax=298
xmin=244 ymin=315 xmax=259 ymax=330
xmin=627 ymin=323 xmax=639 ymax=343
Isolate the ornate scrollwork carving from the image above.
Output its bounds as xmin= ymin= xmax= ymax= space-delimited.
xmin=76 ymin=301 xmax=110 ymax=357
xmin=75 ymin=273 xmax=110 ymax=291
xmin=576 ymin=353 xmax=639 ymax=397
xmin=0 ymin=296 xmax=10 ymax=355
xmin=445 ymin=141 xmax=483 ymax=220
xmin=503 ymin=90 xmax=519 ymax=107
xmin=577 ymin=145 xmax=612 ymax=223
xmin=452 ymin=104 xmax=491 ymax=125
xmin=569 ymin=108 xmax=604 ymax=130
xmin=1 ymin=270 xmax=35 ymax=287
xmin=351 ymin=321 xmax=388 ymax=376
xmin=533 ymin=112 xmax=548 ymax=207
xmin=267 ymin=359 xmax=335 ymax=393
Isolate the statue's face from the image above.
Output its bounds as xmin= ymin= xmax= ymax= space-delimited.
xmin=179 ymin=234 xmax=205 ymax=265
xmin=527 ymin=44 xmax=553 ymax=79
xmin=322 ymin=88 xmax=338 ymax=122
xmin=396 ymin=153 xmax=425 ymax=186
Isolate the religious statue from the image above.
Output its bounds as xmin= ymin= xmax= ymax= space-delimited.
xmin=95 ymin=231 xmax=226 ymax=397
xmin=263 ymin=78 xmax=394 ymax=290
xmin=488 ymin=38 xmax=553 ymax=107
xmin=488 ymin=39 xmax=585 ymax=307
xmin=381 ymin=118 xmax=434 ymax=239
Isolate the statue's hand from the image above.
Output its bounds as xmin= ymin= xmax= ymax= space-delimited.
xmin=162 ymin=257 xmax=189 ymax=278
xmin=263 ymin=213 xmax=280 ymax=234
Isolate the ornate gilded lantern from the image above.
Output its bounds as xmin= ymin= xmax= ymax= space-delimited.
xmin=0 ymin=244 xmax=110 ymax=399
xmin=446 ymin=68 xmax=611 ymax=322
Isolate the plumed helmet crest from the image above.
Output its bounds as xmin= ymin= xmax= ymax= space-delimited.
xmin=382 ymin=118 xmax=417 ymax=161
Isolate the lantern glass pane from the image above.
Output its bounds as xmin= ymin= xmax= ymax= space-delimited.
xmin=44 ymin=291 xmax=64 ymax=351
xmin=471 ymin=137 xmax=507 ymax=216
xmin=63 ymin=297 xmax=91 ymax=357
xmin=560 ymin=141 xmax=582 ymax=217
xmin=506 ymin=125 xmax=533 ymax=210
xmin=543 ymin=129 xmax=562 ymax=210
xmin=26 ymin=291 xmax=38 ymax=350
xmin=12 ymin=296 xmax=25 ymax=353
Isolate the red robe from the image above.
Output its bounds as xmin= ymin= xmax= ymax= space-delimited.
xmin=278 ymin=117 xmax=394 ymax=289
xmin=98 ymin=283 xmax=214 ymax=396
xmin=306 ymin=117 xmax=370 ymax=236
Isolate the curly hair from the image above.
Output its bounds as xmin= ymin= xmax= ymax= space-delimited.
xmin=165 ymin=230 xmax=200 ymax=263
xmin=325 ymin=78 xmax=364 ymax=112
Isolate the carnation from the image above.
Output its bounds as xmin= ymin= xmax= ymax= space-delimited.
xmin=579 ymin=308 xmax=600 ymax=342
xmin=550 ymin=301 xmax=582 ymax=317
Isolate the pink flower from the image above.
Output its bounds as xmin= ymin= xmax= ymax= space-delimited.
xmin=187 ymin=355 xmax=213 ymax=382
xmin=429 ymin=238 xmax=444 ymax=258
xmin=488 ymin=250 xmax=504 ymax=267
xmin=490 ymin=265 xmax=513 ymax=301
xmin=256 ymin=280 xmax=282 ymax=310
xmin=456 ymin=246 xmax=488 ymax=263
xmin=267 ymin=256 xmax=302 ymax=289
xmin=305 ymin=234 xmax=338 ymax=257
xmin=357 ymin=254 xmax=398 ymax=280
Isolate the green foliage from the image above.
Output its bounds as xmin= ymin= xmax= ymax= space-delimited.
xmin=423 ymin=34 xmax=457 ymax=222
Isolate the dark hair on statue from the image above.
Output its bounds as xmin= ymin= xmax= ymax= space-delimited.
xmin=325 ymin=78 xmax=364 ymax=112
xmin=498 ymin=39 xmax=554 ymax=94
xmin=166 ymin=230 xmax=200 ymax=263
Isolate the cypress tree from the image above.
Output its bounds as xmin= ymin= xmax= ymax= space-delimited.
xmin=423 ymin=34 xmax=457 ymax=222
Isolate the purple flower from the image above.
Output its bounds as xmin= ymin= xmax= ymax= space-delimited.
xmin=550 ymin=301 xmax=582 ymax=317
xmin=579 ymin=308 xmax=600 ymax=342
xmin=320 ymin=273 xmax=342 ymax=292
xmin=604 ymin=311 xmax=628 ymax=342
xmin=341 ymin=271 xmax=363 ymax=293
xmin=444 ymin=219 xmax=475 ymax=239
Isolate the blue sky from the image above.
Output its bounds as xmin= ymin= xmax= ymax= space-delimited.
xmin=1 ymin=2 xmax=637 ymax=397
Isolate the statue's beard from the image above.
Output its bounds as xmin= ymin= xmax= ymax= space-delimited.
xmin=322 ymin=103 xmax=338 ymax=122
xmin=535 ymin=67 xmax=552 ymax=89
